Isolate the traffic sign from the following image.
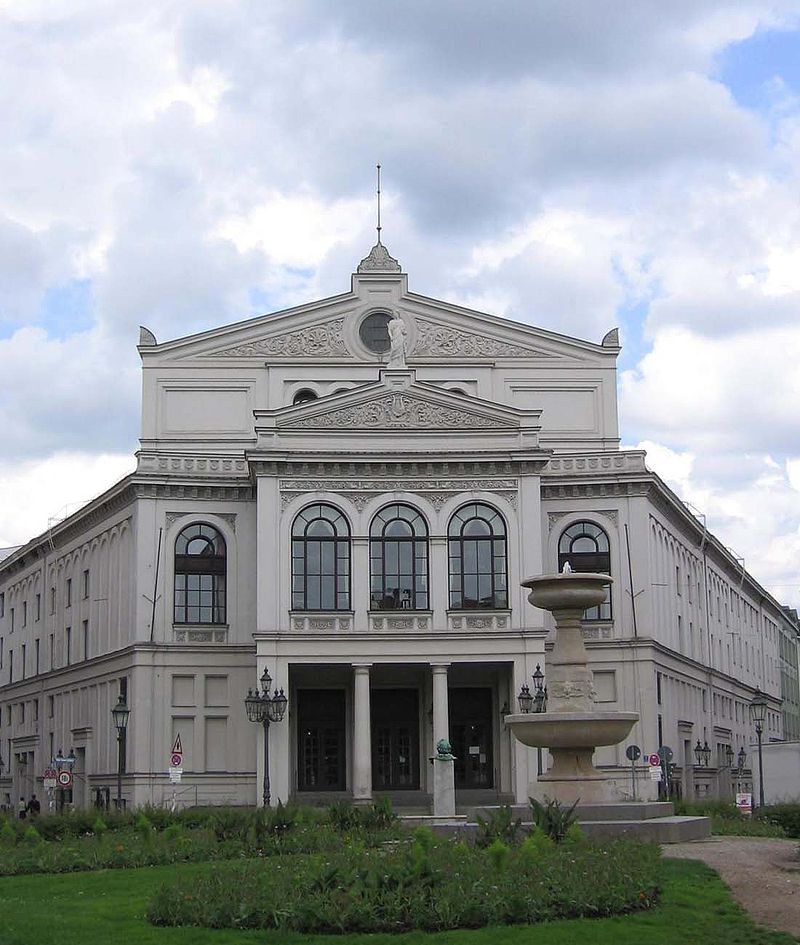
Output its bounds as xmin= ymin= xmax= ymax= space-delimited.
xmin=648 ymin=753 xmax=660 ymax=766
xmin=170 ymin=752 xmax=183 ymax=768
xmin=58 ymin=770 xmax=72 ymax=788
xmin=171 ymin=734 xmax=183 ymax=755
xmin=658 ymin=745 xmax=673 ymax=763
xmin=625 ymin=745 xmax=641 ymax=762
xmin=169 ymin=768 xmax=182 ymax=783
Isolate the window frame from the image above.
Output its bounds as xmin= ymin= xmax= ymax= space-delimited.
xmin=369 ymin=504 xmax=429 ymax=611
xmin=447 ymin=502 xmax=508 ymax=610
xmin=291 ymin=504 xmax=351 ymax=612
xmin=557 ymin=520 xmax=612 ymax=620
xmin=173 ymin=522 xmax=227 ymax=625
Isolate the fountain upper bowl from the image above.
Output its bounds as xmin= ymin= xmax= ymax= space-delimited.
xmin=521 ymin=572 xmax=612 ymax=612
xmin=504 ymin=711 xmax=638 ymax=749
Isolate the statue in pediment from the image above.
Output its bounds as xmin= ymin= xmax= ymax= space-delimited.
xmin=387 ymin=316 xmax=407 ymax=369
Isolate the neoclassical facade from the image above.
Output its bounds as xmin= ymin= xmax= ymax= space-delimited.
xmin=0 ymin=240 xmax=796 ymax=809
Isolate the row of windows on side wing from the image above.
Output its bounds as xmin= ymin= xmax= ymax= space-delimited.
xmin=173 ymin=512 xmax=612 ymax=624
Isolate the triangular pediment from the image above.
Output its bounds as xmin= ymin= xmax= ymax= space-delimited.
xmin=271 ymin=371 xmax=533 ymax=433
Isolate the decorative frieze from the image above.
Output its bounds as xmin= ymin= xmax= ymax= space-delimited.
xmin=289 ymin=614 xmax=353 ymax=633
xmin=541 ymin=482 xmax=649 ymax=500
xmin=544 ymin=453 xmax=647 ymax=475
xmin=449 ymin=612 xmax=511 ymax=631
xmin=411 ymin=320 xmax=554 ymax=359
xmin=286 ymin=392 xmax=506 ymax=430
xmin=279 ymin=478 xmax=519 ymax=511
xmin=135 ymin=483 xmax=253 ymax=502
xmin=209 ymin=319 xmax=349 ymax=358
xmin=173 ymin=627 xmax=228 ymax=643
xmin=137 ymin=455 xmax=249 ymax=476
xmin=369 ymin=613 xmax=431 ymax=632
xmin=546 ymin=509 xmax=619 ymax=532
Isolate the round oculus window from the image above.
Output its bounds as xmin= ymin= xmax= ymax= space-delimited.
xmin=358 ymin=311 xmax=392 ymax=354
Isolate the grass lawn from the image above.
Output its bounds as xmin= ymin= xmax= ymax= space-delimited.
xmin=0 ymin=857 xmax=795 ymax=945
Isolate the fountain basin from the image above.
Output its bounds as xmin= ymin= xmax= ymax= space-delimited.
xmin=505 ymin=711 xmax=638 ymax=749
xmin=521 ymin=572 xmax=612 ymax=612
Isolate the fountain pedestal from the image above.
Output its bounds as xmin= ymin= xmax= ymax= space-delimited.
xmin=506 ymin=571 xmax=638 ymax=804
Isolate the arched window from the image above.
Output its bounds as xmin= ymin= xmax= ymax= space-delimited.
xmin=293 ymin=389 xmax=318 ymax=405
xmin=448 ymin=503 xmax=508 ymax=609
xmin=291 ymin=504 xmax=350 ymax=611
xmin=557 ymin=521 xmax=612 ymax=620
xmin=174 ymin=523 xmax=226 ymax=624
xmin=369 ymin=504 xmax=428 ymax=610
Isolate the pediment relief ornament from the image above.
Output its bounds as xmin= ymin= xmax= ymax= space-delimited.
xmin=411 ymin=320 xmax=555 ymax=359
xmin=356 ymin=241 xmax=402 ymax=273
xmin=208 ymin=319 xmax=348 ymax=358
xmin=287 ymin=393 xmax=510 ymax=430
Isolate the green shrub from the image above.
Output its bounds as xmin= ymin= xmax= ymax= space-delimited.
xmin=326 ymin=800 xmax=361 ymax=831
xmin=529 ymin=796 xmax=580 ymax=843
xmin=758 ymin=803 xmax=800 ymax=837
xmin=22 ymin=825 xmax=42 ymax=845
xmin=147 ymin=836 xmax=662 ymax=933
xmin=361 ymin=797 xmax=396 ymax=830
xmin=0 ymin=819 xmax=18 ymax=845
xmin=92 ymin=816 xmax=108 ymax=836
xmin=163 ymin=823 xmax=183 ymax=842
xmin=475 ymin=805 xmax=522 ymax=847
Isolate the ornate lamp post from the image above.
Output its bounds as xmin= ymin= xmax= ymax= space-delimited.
xmin=724 ymin=745 xmax=734 ymax=768
xmin=245 ymin=668 xmax=288 ymax=807
xmin=111 ymin=694 xmax=130 ymax=810
xmin=749 ymin=687 xmax=768 ymax=809
xmin=518 ymin=664 xmax=548 ymax=775
xmin=737 ymin=747 xmax=747 ymax=775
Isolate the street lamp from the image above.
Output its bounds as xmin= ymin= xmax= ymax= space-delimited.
xmin=517 ymin=665 xmax=547 ymax=776
xmin=724 ymin=745 xmax=734 ymax=768
xmin=245 ymin=668 xmax=288 ymax=807
xmin=111 ymin=694 xmax=130 ymax=810
xmin=749 ymin=687 xmax=768 ymax=808
xmin=737 ymin=747 xmax=747 ymax=775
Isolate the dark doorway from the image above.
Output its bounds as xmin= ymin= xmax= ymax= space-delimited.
xmin=450 ymin=687 xmax=494 ymax=788
xmin=371 ymin=689 xmax=420 ymax=790
xmin=297 ymin=689 xmax=346 ymax=791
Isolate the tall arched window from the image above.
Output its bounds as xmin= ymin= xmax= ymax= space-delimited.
xmin=448 ymin=503 xmax=508 ymax=609
xmin=291 ymin=504 xmax=350 ymax=611
xmin=369 ymin=504 xmax=428 ymax=610
xmin=557 ymin=521 xmax=612 ymax=620
xmin=174 ymin=523 xmax=226 ymax=624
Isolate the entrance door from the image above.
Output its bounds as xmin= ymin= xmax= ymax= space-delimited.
xmin=450 ymin=687 xmax=494 ymax=788
xmin=371 ymin=689 xmax=420 ymax=790
xmin=297 ymin=689 xmax=346 ymax=791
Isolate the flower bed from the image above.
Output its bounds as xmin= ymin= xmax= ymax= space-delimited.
xmin=147 ymin=831 xmax=661 ymax=934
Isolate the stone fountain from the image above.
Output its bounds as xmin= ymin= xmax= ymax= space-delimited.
xmin=505 ymin=567 xmax=638 ymax=804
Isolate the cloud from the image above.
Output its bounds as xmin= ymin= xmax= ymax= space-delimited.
xmin=0 ymin=451 xmax=135 ymax=548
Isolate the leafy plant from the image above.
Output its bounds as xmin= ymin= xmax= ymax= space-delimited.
xmin=475 ymin=805 xmax=522 ymax=847
xmin=529 ymin=796 xmax=580 ymax=843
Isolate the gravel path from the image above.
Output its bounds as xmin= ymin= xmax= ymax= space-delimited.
xmin=665 ymin=836 xmax=800 ymax=939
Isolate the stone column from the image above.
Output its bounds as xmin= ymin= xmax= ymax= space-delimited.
xmin=352 ymin=664 xmax=373 ymax=804
xmin=431 ymin=663 xmax=450 ymax=744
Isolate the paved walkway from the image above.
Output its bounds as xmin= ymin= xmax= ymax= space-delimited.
xmin=665 ymin=836 xmax=800 ymax=939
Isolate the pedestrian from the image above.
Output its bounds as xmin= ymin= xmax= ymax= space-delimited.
xmin=26 ymin=794 xmax=40 ymax=817
xmin=17 ymin=797 xmax=26 ymax=820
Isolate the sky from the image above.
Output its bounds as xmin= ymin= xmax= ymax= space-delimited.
xmin=1 ymin=1 xmax=799 ymax=606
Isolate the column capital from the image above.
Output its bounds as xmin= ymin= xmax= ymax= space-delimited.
xmin=430 ymin=662 xmax=451 ymax=673
xmin=352 ymin=663 xmax=373 ymax=673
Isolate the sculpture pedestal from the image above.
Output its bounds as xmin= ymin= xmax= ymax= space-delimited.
xmin=432 ymin=756 xmax=456 ymax=818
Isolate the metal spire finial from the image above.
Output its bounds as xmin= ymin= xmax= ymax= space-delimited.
xmin=376 ymin=163 xmax=382 ymax=244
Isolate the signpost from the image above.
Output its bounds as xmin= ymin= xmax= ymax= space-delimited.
xmin=736 ymin=792 xmax=753 ymax=817
xmin=625 ymin=744 xmax=641 ymax=799
xmin=169 ymin=734 xmax=183 ymax=810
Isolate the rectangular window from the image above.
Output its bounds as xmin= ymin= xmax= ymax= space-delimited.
xmin=8 ymin=649 xmax=12 ymax=683
xmin=19 ymin=702 xmax=24 ymax=724
xmin=66 ymin=579 xmax=72 ymax=608
xmin=35 ymin=593 xmax=40 ymax=621
xmin=33 ymin=698 xmax=38 ymax=722
xmin=22 ymin=602 xmax=27 ymax=627
xmin=50 ymin=586 xmax=56 ymax=614
xmin=82 ymin=570 xmax=89 ymax=599
xmin=82 ymin=620 xmax=89 ymax=660
xmin=0 ymin=592 xmax=4 ymax=618
xmin=34 ymin=639 xmax=40 ymax=675
xmin=49 ymin=633 xmax=54 ymax=670
xmin=676 ymin=566 xmax=681 ymax=595
xmin=0 ymin=636 xmax=3 ymax=669
xmin=21 ymin=644 xmax=25 ymax=680
xmin=65 ymin=627 xmax=71 ymax=665
xmin=47 ymin=695 xmax=54 ymax=719
xmin=10 ymin=608 xmax=14 ymax=633
xmin=656 ymin=672 xmax=662 ymax=705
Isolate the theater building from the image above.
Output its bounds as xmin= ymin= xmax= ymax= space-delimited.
xmin=0 ymin=239 xmax=793 ymax=809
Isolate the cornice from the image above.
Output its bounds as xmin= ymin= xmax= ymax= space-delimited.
xmin=279 ymin=477 xmax=519 ymax=511
xmin=249 ymin=458 xmax=545 ymax=478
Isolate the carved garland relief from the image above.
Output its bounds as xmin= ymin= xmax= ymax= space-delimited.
xmin=411 ymin=320 xmax=554 ymax=359
xmin=210 ymin=319 xmax=349 ymax=358
xmin=288 ymin=393 xmax=505 ymax=430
